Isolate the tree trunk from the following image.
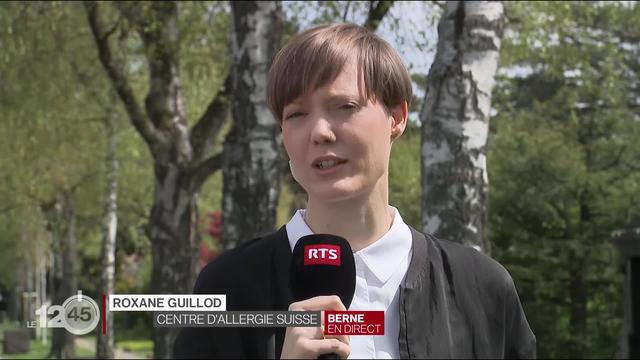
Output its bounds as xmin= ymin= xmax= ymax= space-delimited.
xmin=222 ymin=1 xmax=284 ymax=250
xmin=96 ymin=114 xmax=118 ymax=359
xmin=86 ymin=2 xmax=230 ymax=357
xmin=569 ymin=257 xmax=588 ymax=357
xmin=567 ymin=147 xmax=593 ymax=357
xmin=149 ymin=162 xmax=202 ymax=358
xmin=8 ymin=285 xmax=20 ymax=322
xmin=23 ymin=252 xmax=34 ymax=335
xmin=35 ymin=251 xmax=47 ymax=343
xmin=420 ymin=1 xmax=504 ymax=253
xmin=50 ymin=192 xmax=77 ymax=359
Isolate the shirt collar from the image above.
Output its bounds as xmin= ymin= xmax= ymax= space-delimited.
xmin=285 ymin=206 xmax=412 ymax=284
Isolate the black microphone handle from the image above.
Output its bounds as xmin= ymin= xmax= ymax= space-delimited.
xmin=290 ymin=234 xmax=355 ymax=360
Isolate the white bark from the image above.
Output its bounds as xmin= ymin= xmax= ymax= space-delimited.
xmin=420 ymin=1 xmax=504 ymax=253
xmin=39 ymin=255 xmax=47 ymax=343
xmin=96 ymin=114 xmax=118 ymax=359
xmin=223 ymin=1 xmax=283 ymax=249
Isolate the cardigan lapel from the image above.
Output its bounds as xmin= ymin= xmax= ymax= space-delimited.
xmin=398 ymin=227 xmax=455 ymax=358
xmin=270 ymin=226 xmax=294 ymax=359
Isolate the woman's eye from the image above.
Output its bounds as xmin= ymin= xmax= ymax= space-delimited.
xmin=339 ymin=103 xmax=358 ymax=111
xmin=285 ymin=112 xmax=305 ymax=120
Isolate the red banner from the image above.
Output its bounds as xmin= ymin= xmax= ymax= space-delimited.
xmin=324 ymin=310 xmax=384 ymax=335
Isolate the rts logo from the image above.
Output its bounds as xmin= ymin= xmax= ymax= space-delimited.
xmin=304 ymin=245 xmax=341 ymax=266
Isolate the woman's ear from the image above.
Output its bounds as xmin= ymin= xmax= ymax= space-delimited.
xmin=390 ymin=101 xmax=408 ymax=141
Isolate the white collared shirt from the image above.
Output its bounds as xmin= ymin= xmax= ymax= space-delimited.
xmin=285 ymin=206 xmax=413 ymax=359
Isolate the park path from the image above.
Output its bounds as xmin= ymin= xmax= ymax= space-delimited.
xmin=75 ymin=337 xmax=145 ymax=359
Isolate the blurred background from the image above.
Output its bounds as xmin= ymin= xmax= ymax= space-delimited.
xmin=0 ymin=1 xmax=639 ymax=359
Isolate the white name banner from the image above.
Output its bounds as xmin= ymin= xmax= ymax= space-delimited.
xmin=108 ymin=294 xmax=226 ymax=312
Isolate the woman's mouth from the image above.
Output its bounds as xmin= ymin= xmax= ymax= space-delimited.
xmin=312 ymin=157 xmax=348 ymax=172
xmin=317 ymin=159 xmax=341 ymax=169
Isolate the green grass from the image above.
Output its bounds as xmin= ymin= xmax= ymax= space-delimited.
xmin=0 ymin=320 xmax=154 ymax=359
xmin=0 ymin=338 xmax=94 ymax=359
xmin=0 ymin=321 xmax=94 ymax=359
xmin=116 ymin=339 xmax=152 ymax=356
xmin=0 ymin=320 xmax=20 ymax=335
xmin=3 ymin=337 xmax=50 ymax=359
xmin=112 ymin=316 xmax=153 ymax=357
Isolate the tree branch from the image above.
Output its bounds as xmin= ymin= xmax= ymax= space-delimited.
xmin=128 ymin=2 xmax=186 ymax=134
xmin=431 ymin=0 xmax=446 ymax=11
xmin=342 ymin=1 xmax=351 ymax=22
xmin=364 ymin=1 xmax=394 ymax=32
xmin=188 ymin=153 xmax=224 ymax=191
xmin=190 ymin=74 xmax=231 ymax=162
xmin=84 ymin=1 xmax=166 ymax=149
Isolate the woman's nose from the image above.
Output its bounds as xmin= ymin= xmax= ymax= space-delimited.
xmin=310 ymin=115 xmax=336 ymax=145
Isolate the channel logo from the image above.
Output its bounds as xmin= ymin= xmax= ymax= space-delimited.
xmin=27 ymin=291 xmax=100 ymax=335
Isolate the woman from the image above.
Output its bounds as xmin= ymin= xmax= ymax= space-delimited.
xmin=174 ymin=23 xmax=535 ymax=359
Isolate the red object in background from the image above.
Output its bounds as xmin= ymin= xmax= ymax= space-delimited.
xmin=199 ymin=243 xmax=218 ymax=269
xmin=206 ymin=211 xmax=222 ymax=238
xmin=101 ymin=294 xmax=106 ymax=335
xmin=200 ymin=211 xmax=222 ymax=269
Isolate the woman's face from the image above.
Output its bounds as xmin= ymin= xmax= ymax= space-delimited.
xmin=281 ymin=61 xmax=407 ymax=203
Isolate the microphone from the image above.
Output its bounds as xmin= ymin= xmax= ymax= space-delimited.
xmin=291 ymin=234 xmax=356 ymax=359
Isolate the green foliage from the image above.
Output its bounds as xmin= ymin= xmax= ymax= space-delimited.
xmin=390 ymin=123 xmax=421 ymax=229
xmin=0 ymin=2 xmax=112 ymax=290
xmin=0 ymin=0 xmax=231 ymax=301
xmin=490 ymin=1 xmax=640 ymax=357
xmin=179 ymin=2 xmax=231 ymax=127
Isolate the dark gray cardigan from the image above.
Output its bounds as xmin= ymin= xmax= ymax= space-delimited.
xmin=173 ymin=226 xmax=536 ymax=359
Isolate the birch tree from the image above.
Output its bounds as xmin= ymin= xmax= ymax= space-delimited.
xmin=222 ymin=1 xmax=284 ymax=249
xmin=420 ymin=1 xmax=504 ymax=253
xmin=96 ymin=112 xmax=118 ymax=359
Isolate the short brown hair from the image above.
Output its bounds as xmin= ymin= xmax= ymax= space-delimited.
xmin=267 ymin=23 xmax=412 ymax=122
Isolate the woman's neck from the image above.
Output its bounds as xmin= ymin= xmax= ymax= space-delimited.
xmin=304 ymin=187 xmax=393 ymax=252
